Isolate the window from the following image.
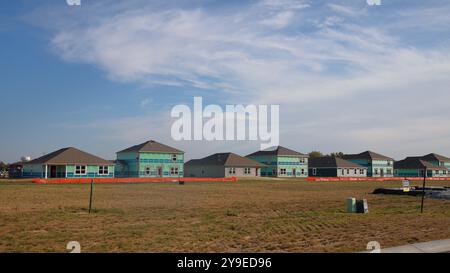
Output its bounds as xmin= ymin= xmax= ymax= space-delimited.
xmin=312 ymin=168 xmax=317 ymax=175
xmin=280 ymin=169 xmax=287 ymax=175
xmin=354 ymin=169 xmax=357 ymax=175
xmin=347 ymin=169 xmax=350 ymax=175
xmin=360 ymin=169 xmax=365 ymax=175
xmin=170 ymin=167 xmax=179 ymax=175
xmin=387 ymin=161 xmax=392 ymax=166
xmin=299 ymin=158 xmax=305 ymax=164
xmin=229 ymin=168 xmax=236 ymax=175
xmin=75 ymin=165 xmax=86 ymax=175
xmin=301 ymin=169 xmax=305 ymax=175
xmin=145 ymin=167 xmax=151 ymax=175
xmin=387 ymin=169 xmax=392 ymax=175
xmin=98 ymin=166 xmax=109 ymax=175
xmin=374 ymin=169 xmax=379 ymax=175
xmin=172 ymin=154 xmax=177 ymax=162
xmin=244 ymin=168 xmax=251 ymax=174
xmin=272 ymin=169 xmax=277 ymax=176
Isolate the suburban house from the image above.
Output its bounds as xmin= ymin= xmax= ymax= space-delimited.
xmin=115 ymin=140 xmax=184 ymax=178
xmin=8 ymin=161 xmax=23 ymax=178
xmin=394 ymin=157 xmax=449 ymax=177
xmin=246 ymin=146 xmax=309 ymax=177
xmin=309 ymin=156 xmax=367 ymax=178
xmin=184 ymin=152 xmax=265 ymax=178
xmin=341 ymin=151 xmax=394 ymax=177
xmin=22 ymin=147 xmax=115 ymax=178
xmin=420 ymin=153 xmax=450 ymax=171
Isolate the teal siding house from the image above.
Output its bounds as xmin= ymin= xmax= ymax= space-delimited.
xmin=246 ymin=146 xmax=308 ymax=177
xmin=115 ymin=140 xmax=184 ymax=178
xmin=394 ymin=157 xmax=449 ymax=177
xmin=22 ymin=147 xmax=114 ymax=178
xmin=342 ymin=151 xmax=394 ymax=177
xmin=420 ymin=153 xmax=450 ymax=171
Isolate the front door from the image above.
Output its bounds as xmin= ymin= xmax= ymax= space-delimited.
xmin=292 ymin=168 xmax=296 ymax=177
xmin=380 ymin=169 xmax=385 ymax=177
xmin=50 ymin=166 xmax=57 ymax=178
xmin=157 ymin=167 xmax=163 ymax=177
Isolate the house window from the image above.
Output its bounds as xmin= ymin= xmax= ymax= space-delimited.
xmin=299 ymin=158 xmax=305 ymax=164
xmin=312 ymin=168 xmax=317 ymax=175
xmin=360 ymin=169 xmax=365 ymax=175
xmin=347 ymin=169 xmax=350 ymax=175
xmin=75 ymin=165 xmax=86 ymax=175
xmin=387 ymin=169 xmax=392 ymax=175
xmin=145 ymin=167 xmax=151 ymax=175
xmin=301 ymin=169 xmax=305 ymax=175
xmin=280 ymin=169 xmax=287 ymax=175
xmin=374 ymin=169 xmax=379 ymax=175
xmin=354 ymin=169 xmax=357 ymax=175
xmin=98 ymin=166 xmax=109 ymax=175
xmin=229 ymin=168 xmax=236 ymax=175
xmin=172 ymin=154 xmax=177 ymax=162
xmin=170 ymin=167 xmax=179 ymax=175
xmin=244 ymin=168 xmax=251 ymax=174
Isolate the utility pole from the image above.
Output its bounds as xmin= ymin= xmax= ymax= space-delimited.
xmin=420 ymin=167 xmax=427 ymax=213
xmin=89 ymin=178 xmax=94 ymax=214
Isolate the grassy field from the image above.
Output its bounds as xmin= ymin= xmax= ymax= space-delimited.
xmin=0 ymin=178 xmax=449 ymax=253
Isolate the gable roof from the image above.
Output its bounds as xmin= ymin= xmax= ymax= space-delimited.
xmin=185 ymin=153 xmax=265 ymax=167
xmin=24 ymin=147 xmax=113 ymax=165
xmin=342 ymin=151 xmax=394 ymax=161
xmin=309 ymin=156 xmax=366 ymax=168
xmin=246 ymin=146 xmax=307 ymax=157
xmin=394 ymin=157 xmax=448 ymax=170
xmin=117 ymin=140 xmax=183 ymax=154
xmin=421 ymin=153 xmax=450 ymax=163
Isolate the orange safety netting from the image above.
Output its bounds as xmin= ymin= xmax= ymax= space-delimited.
xmin=32 ymin=177 xmax=238 ymax=184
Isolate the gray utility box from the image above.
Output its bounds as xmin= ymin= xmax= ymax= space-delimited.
xmin=346 ymin=198 xmax=357 ymax=213
xmin=356 ymin=199 xmax=369 ymax=214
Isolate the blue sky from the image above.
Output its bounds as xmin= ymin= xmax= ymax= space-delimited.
xmin=1 ymin=0 xmax=450 ymax=162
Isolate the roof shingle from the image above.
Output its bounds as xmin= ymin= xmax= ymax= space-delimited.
xmin=24 ymin=147 xmax=113 ymax=165
xmin=246 ymin=146 xmax=307 ymax=157
xmin=117 ymin=140 xmax=183 ymax=154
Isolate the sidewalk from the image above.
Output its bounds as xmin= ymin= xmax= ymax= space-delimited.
xmin=369 ymin=239 xmax=450 ymax=253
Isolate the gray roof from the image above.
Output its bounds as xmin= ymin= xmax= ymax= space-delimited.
xmin=246 ymin=146 xmax=307 ymax=157
xmin=309 ymin=156 xmax=366 ymax=168
xmin=117 ymin=140 xmax=183 ymax=154
xmin=24 ymin=147 xmax=113 ymax=165
xmin=421 ymin=153 xmax=450 ymax=163
xmin=395 ymin=157 xmax=448 ymax=170
xmin=185 ymin=153 xmax=265 ymax=167
xmin=342 ymin=151 xmax=394 ymax=161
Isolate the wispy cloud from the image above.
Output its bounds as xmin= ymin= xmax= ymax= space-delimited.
xmin=23 ymin=0 xmax=450 ymax=158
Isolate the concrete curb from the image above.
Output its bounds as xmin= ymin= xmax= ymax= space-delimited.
xmin=365 ymin=239 xmax=450 ymax=253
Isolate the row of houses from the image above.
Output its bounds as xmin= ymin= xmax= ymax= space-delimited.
xmin=18 ymin=140 xmax=450 ymax=179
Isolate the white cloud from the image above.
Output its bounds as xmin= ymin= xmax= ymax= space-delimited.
xmin=27 ymin=0 xmax=450 ymax=158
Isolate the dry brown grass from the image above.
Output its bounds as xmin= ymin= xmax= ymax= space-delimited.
xmin=0 ymin=178 xmax=449 ymax=253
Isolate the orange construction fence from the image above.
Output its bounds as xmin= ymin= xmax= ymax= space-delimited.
xmin=307 ymin=177 xmax=450 ymax=182
xmin=32 ymin=177 xmax=238 ymax=184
